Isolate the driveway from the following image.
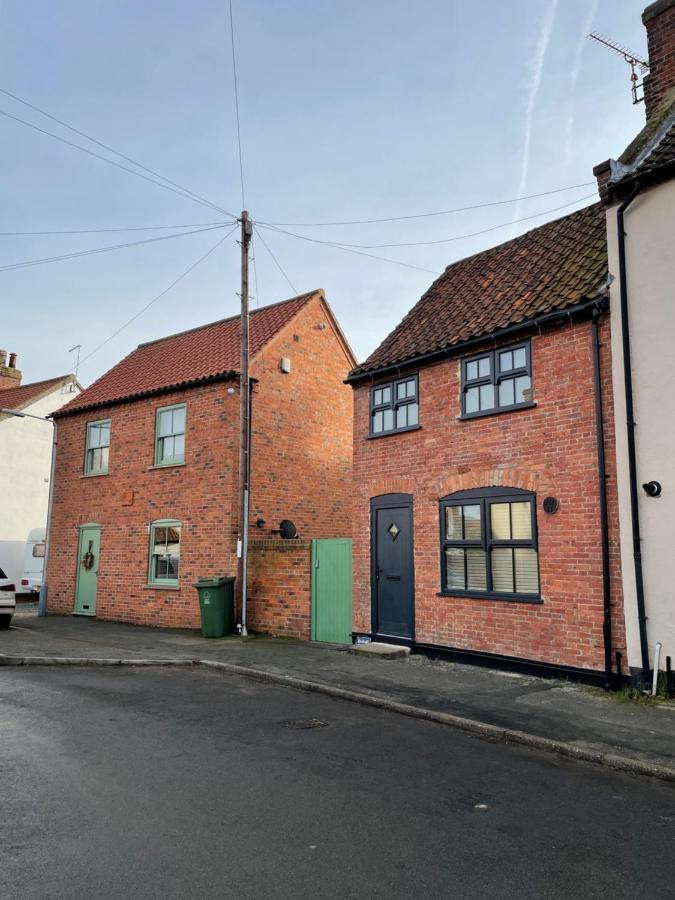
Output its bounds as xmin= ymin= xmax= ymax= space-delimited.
xmin=2 ymin=666 xmax=674 ymax=900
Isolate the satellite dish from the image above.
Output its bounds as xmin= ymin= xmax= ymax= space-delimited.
xmin=279 ymin=519 xmax=298 ymax=539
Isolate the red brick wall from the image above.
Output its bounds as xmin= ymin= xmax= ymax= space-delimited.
xmin=0 ymin=363 xmax=21 ymax=390
xmin=247 ymin=539 xmax=312 ymax=638
xmin=249 ymin=296 xmax=353 ymax=539
xmin=643 ymin=0 xmax=675 ymax=118
xmin=352 ymin=318 xmax=626 ymax=671
xmin=49 ymin=381 xmax=240 ymax=628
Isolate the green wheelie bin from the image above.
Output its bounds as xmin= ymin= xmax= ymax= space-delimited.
xmin=193 ymin=576 xmax=235 ymax=638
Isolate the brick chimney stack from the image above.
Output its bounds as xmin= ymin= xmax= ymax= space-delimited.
xmin=0 ymin=349 xmax=22 ymax=390
xmin=642 ymin=0 xmax=675 ymax=118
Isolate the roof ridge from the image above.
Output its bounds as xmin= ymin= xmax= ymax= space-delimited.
xmin=435 ymin=201 xmax=602 ymax=276
xmin=391 ymin=202 xmax=603 ymax=340
xmin=350 ymin=200 xmax=607 ymax=378
xmin=136 ymin=290 xmax=322 ymax=350
xmin=0 ymin=373 xmax=74 ymax=394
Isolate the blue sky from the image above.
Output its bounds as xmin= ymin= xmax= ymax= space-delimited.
xmin=1 ymin=0 xmax=647 ymax=385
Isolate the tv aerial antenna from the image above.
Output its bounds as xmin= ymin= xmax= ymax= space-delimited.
xmin=68 ymin=344 xmax=81 ymax=389
xmin=588 ymin=32 xmax=650 ymax=105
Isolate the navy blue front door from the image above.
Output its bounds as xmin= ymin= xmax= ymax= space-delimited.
xmin=372 ymin=495 xmax=414 ymax=641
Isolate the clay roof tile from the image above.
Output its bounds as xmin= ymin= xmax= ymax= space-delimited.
xmin=350 ymin=203 xmax=607 ymax=378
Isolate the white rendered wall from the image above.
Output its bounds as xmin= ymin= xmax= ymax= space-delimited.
xmin=0 ymin=383 xmax=79 ymax=583
xmin=606 ymin=179 xmax=675 ymax=672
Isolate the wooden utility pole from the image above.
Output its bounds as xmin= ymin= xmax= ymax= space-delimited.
xmin=238 ymin=209 xmax=253 ymax=635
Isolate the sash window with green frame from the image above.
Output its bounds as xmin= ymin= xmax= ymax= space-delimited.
xmin=440 ymin=487 xmax=540 ymax=600
xmin=155 ymin=403 xmax=186 ymax=466
xmin=148 ymin=521 xmax=181 ymax=585
xmin=84 ymin=419 xmax=111 ymax=475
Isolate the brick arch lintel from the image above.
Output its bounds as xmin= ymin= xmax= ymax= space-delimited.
xmin=435 ymin=467 xmax=552 ymax=500
xmin=362 ymin=476 xmax=417 ymax=499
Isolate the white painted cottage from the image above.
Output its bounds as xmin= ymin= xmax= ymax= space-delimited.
xmin=0 ymin=350 xmax=80 ymax=587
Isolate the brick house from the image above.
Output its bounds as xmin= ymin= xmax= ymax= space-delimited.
xmin=348 ymin=204 xmax=627 ymax=683
xmin=48 ymin=290 xmax=355 ymax=633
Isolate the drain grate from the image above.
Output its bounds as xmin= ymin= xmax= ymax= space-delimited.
xmin=283 ymin=718 xmax=329 ymax=730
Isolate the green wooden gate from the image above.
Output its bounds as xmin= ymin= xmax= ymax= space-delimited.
xmin=311 ymin=539 xmax=352 ymax=644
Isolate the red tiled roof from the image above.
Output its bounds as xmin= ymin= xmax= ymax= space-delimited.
xmin=350 ymin=203 xmax=607 ymax=378
xmin=0 ymin=375 xmax=75 ymax=411
xmin=56 ymin=291 xmax=321 ymax=416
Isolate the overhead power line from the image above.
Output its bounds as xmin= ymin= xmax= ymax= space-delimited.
xmin=79 ymin=225 xmax=238 ymax=367
xmin=256 ymin=223 xmax=441 ymax=276
xmin=253 ymin=226 xmax=297 ymax=294
xmin=257 ymin=193 xmax=596 ymax=251
xmin=228 ymin=0 xmax=246 ymax=208
xmin=0 ymin=105 xmax=236 ymax=219
xmin=0 ymin=221 xmax=230 ymax=237
xmin=258 ymin=182 xmax=597 ymax=227
xmin=0 ymin=86 xmax=237 ymax=219
xmin=0 ymin=224 xmax=229 ymax=273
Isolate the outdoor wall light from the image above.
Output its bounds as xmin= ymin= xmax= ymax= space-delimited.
xmin=543 ymin=496 xmax=559 ymax=514
xmin=256 ymin=518 xmax=266 ymax=529
xmin=642 ymin=481 xmax=662 ymax=497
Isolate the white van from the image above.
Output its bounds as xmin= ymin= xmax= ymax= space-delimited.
xmin=0 ymin=566 xmax=16 ymax=627
xmin=19 ymin=528 xmax=46 ymax=596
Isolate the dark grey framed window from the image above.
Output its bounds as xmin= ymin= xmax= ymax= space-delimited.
xmin=440 ymin=487 xmax=540 ymax=601
xmin=461 ymin=341 xmax=533 ymax=418
xmin=370 ymin=375 xmax=419 ymax=435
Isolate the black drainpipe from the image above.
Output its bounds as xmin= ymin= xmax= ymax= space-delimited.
xmin=591 ymin=304 xmax=613 ymax=688
xmin=617 ymin=183 xmax=651 ymax=678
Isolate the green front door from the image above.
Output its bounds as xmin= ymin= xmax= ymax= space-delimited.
xmin=74 ymin=525 xmax=100 ymax=616
xmin=311 ymin=539 xmax=352 ymax=644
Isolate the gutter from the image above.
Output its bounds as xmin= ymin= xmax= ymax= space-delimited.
xmin=346 ymin=298 xmax=600 ymax=385
xmin=53 ymin=371 xmax=244 ymax=419
xmin=617 ymin=184 xmax=651 ymax=678
xmin=590 ymin=304 xmax=613 ymax=687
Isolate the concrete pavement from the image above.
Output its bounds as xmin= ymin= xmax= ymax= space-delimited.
xmin=3 ymin=608 xmax=675 ymax=775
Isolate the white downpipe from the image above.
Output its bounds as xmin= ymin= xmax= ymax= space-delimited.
xmin=651 ymin=643 xmax=662 ymax=696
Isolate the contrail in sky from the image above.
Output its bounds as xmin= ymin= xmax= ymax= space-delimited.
xmin=564 ymin=0 xmax=600 ymax=167
xmin=511 ymin=0 xmax=559 ymax=232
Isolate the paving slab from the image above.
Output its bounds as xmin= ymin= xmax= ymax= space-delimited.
xmin=4 ymin=608 xmax=675 ymax=773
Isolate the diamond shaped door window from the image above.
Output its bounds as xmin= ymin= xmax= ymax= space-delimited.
xmin=388 ymin=522 xmax=400 ymax=540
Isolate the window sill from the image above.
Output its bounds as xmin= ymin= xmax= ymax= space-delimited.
xmin=148 ymin=462 xmax=185 ymax=470
xmin=143 ymin=583 xmax=180 ymax=591
xmin=437 ymin=590 xmax=542 ymax=605
xmin=457 ymin=401 xmax=536 ymax=422
xmin=367 ymin=425 xmax=421 ymax=440
xmin=80 ymin=471 xmax=109 ymax=478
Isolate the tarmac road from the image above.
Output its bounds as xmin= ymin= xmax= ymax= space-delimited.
xmin=1 ymin=666 xmax=673 ymax=900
